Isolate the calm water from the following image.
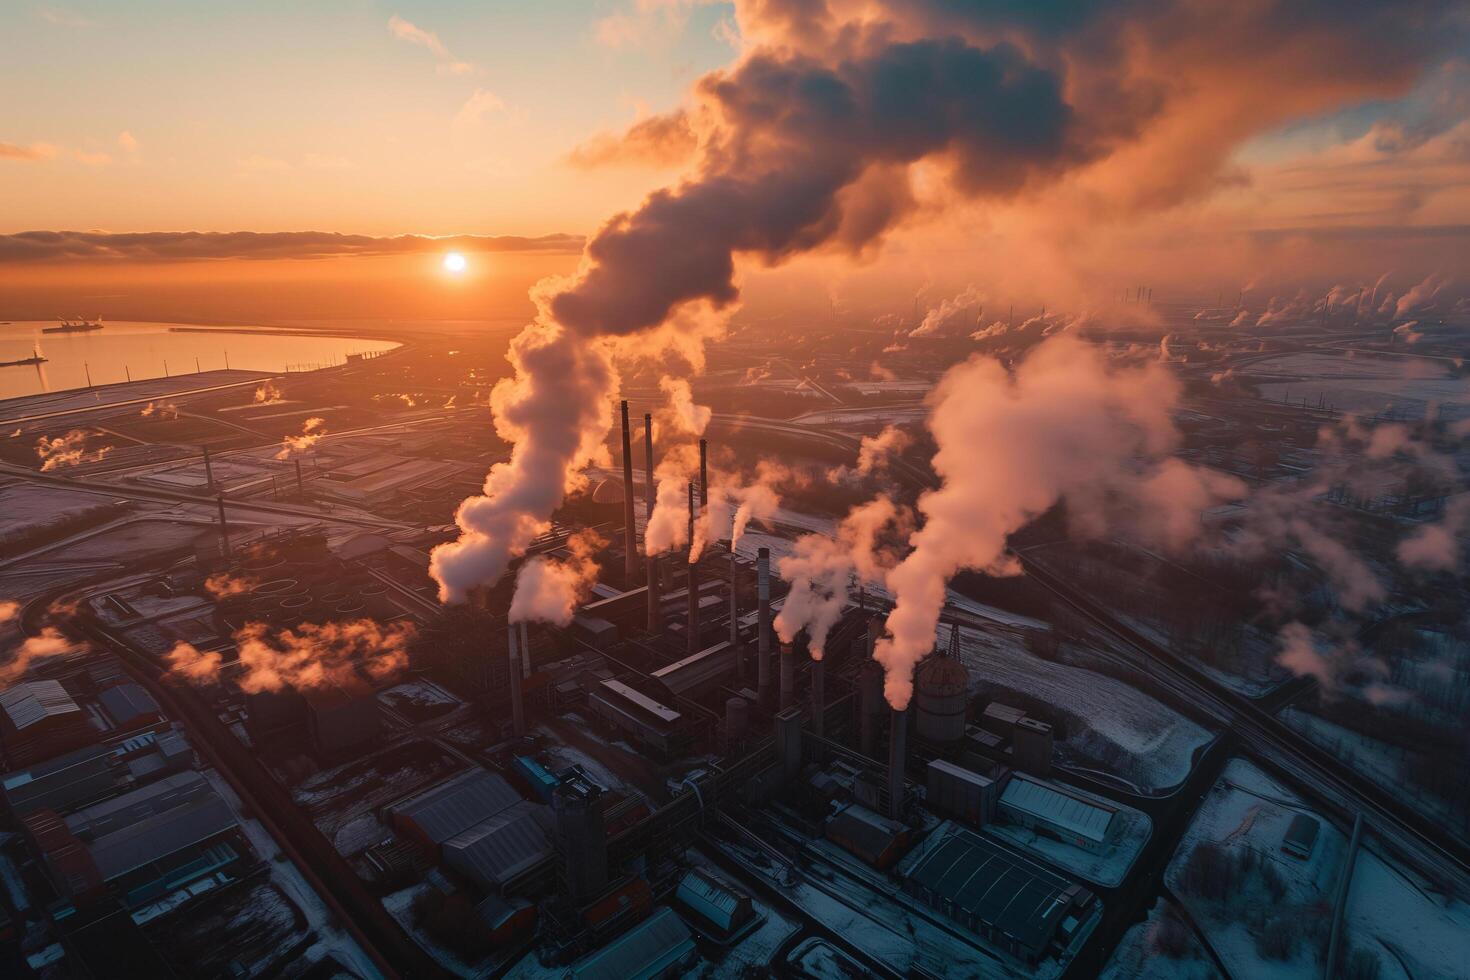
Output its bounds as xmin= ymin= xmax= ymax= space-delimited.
xmin=0 ymin=321 xmax=399 ymax=399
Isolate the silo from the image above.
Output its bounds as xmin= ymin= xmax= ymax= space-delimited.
xmin=915 ymin=625 xmax=968 ymax=743
xmin=724 ymin=696 xmax=749 ymax=741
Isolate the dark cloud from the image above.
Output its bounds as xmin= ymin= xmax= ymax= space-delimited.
xmin=566 ymin=111 xmax=698 ymax=169
xmin=0 ymin=230 xmax=585 ymax=264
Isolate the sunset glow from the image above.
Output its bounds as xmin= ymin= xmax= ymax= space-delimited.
xmin=442 ymin=251 xmax=467 ymax=274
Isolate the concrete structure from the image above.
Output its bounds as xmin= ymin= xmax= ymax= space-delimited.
xmin=779 ymin=642 xmax=795 ymax=711
xmin=926 ymin=759 xmax=1006 ymax=827
xmin=825 ymin=803 xmax=911 ymax=869
xmin=887 ymin=706 xmax=909 ymax=819
xmin=756 ymin=548 xmax=772 ymax=707
xmin=810 ymin=657 xmax=825 ymax=739
xmin=305 ymin=681 xmax=381 ymax=756
xmin=686 ymin=484 xmax=700 ymax=656
xmin=653 ymin=641 xmax=737 ymax=700
xmin=570 ymin=906 xmax=697 ymax=980
xmin=902 ymin=824 xmax=1097 ymax=964
xmin=589 ymin=679 xmax=684 ymax=756
xmin=644 ymin=412 xmax=660 ymax=632
xmin=998 ymin=774 xmax=1116 ymax=854
xmin=508 ymin=625 xmax=526 ymax=736
xmin=915 ymin=627 xmax=968 ymax=743
xmin=620 ymin=400 xmax=639 ymax=583
xmin=553 ymin=772 xmax=607 ymax=903
xmin=1012 ymin=716 xmax=1054 ymax=777
xmin=979 ymin=702 xmax=1026 ymax=740
xmin=858 ymin=660 xmax=884 ymax=758
xmin=774 ymin=707 xmax=803 ymax=784
xmin=724 ymin=696 xmax=749 ymax=742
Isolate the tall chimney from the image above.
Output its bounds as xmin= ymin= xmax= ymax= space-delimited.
xmin=858 ymin=661 xmax=884 ymax=758
xmin=201 ymin=445 xmax=215 ymax=492
xmin=779 ymin=641 xmax=795 ymax=710
xmin=620 ymin=400 xmax=638 ymax=584
xmin=686 ymin=482 xmax=699 ymax=656
xmin=810 ymin=657 xmax=825 ymax=738
xmin=519 ymin=622 xmax=531 ymax=678
xmin=295 ymin=458 xmax=304 ymax=494
xmin=507 ymin=625 xmax=525 ymax=736
xmin=698 ymin=438 xmax=709 ymax=508
xmin=757 ymin=547 xmax=772 ymax=706
xmin=729 ymin=549 xmax=741 ymax=675
xmin=644 ymin=413 xmax=659 ymax=632
xmin=887 ymin=706 xmax=908 ymax=819
xmin=216 ymin=493 xmax=231 ymax=557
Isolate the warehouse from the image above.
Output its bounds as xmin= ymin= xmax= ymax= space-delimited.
xmin=650 ymin=642 xmax=737 ymax=699
xmin=442 ymin=800 xmax=554 ymax=890
xmin=824 ymin=803 xmax=911 ymax=870
xmin=570 ymin=906 xmax=698 ymax=980
xmin=901 ymin=824 xmax=1098 ymax=964
xmin=674 ymin=867 xmax=755 ymax=938
xmin=97 ymin=682 xmax=163 ymax=730
xmin=926 ymin=759 xmax=1007 ymax=827
xmin=0 ymin=680 xmax=97 ymax=768
xmin=1 ymin=744 xmax=123 ymax=817
xmin=385 ymin=768 xmax=522 ymax=847
xmin=588 ymin=679 xmax=686 ymax=756
xmin=998 ymin=774 xmax=1117 ymax=854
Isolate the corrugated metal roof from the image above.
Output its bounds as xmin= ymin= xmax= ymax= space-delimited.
xmin=571 ymin=906 xmax=696 ymax=980
xmin=999 ymin=775 xmax=1114 ymax=844
xmin=598 ymin=680 xmax=681 ymax=724
xmin=651 ymin=642 xmax=736 ymax=698
xmin=387 ymin=769 xmax=521 ymax=845
xmin=442 ymin=800 xmax=552 ymax=888
xmin=928 ymin=759 xmax=998 ymax=789
xmin=66 ymin=771 xmax=212 ymax=839
xmin=0 ymin=680 xmax=81 ymax=730
xmin=905 ymin=825 xmax=1078 ymax=956
xmin=675 ymin=868 xmax=746 ymax=933
xmin=88 ymin=794 xmax=238 ymax=881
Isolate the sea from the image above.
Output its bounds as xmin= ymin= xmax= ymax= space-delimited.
xmin=0 ymin=321 xmax=399 ymax=400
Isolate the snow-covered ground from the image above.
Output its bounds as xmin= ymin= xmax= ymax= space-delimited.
xmin=1165 ymin=758 xmax=1346 ymax=980
xmin=954 ymin=626 xmax=1212 ymax=793
xmin=1344 ymin=842 xmax=1470 ymax=980
xmin=1252 ymin=351 xmax=1470 ymax=422
xmin=985 ymin=790 xmax=1151 ymax=888
xmin=1280 ymin=707 xmax=1459 ymax=831
xmin=1101 ymin=896 xmax=1224 ymax=980
xmin=383 ymin=882 xmax=500 ymax=978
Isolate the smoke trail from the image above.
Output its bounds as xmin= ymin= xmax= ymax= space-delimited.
xmin=254 ymin=381 xmax=284 ymax=404
xmin=36 ymin=430 xmax=111 ymax=471
xmin=275 ymin=417 xmax=326 ymax=460
xmin=169 ymin=618 xmax=414 ymax=692
xmin=0 ymin=627 xmax=84 ymax=684
xmin=873 ymin=336 xmax=1244 ymax=707
xmin=509 ymin=529 xmax=607 ymax=625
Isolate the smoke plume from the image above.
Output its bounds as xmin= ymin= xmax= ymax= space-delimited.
xmin=856 ymin=425 xmax=912 ymax=475
xmin=140 ymin=400 xmax=180 ymax=419
xmin=509 ymin=530 xmax=607 ymax=626
xmin=275 ymin=417 xmax=326 ymax=460
xmin=254 ymin=381 xmax=284 ymax=404
xmin=169 ymin=618 xmax=414 ymax=693
xmin=36 ymin=430 xmax=111 ymax=471
xmin=658 ymin=376 xmax=712 ymax=436
xmin=0 ymin=627 xmax=84 ymax=685
xmin=873 ymin=336 xmax=1244 ymax=707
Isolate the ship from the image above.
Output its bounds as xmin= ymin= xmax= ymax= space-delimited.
xmin=43 ymin=316 xmax=104 ymax=334
xmin=0 ymin=345 xmax=46 ymax=368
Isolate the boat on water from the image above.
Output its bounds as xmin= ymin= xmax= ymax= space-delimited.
xmin=0 ymin=345 xmax=46 ymax=368
xmin=43 ymin=316 xmax=104 ymax=334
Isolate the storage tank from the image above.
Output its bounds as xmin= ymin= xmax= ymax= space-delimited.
xmin=914 ymin=626 xmax=968 ymax=743
xmin=724 ymin=696 xmax=749 ymax=741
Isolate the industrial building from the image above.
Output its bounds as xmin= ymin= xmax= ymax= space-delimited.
xmin=568 ymin=906 xmax=698 ymax=980
xmin=442 ymin=799 xmax=554 ymax=891
xmin=386 ymin=768 xmax=523 ymax=848
xmin=673 ymin=867 xmax=755 ymax=938
xmin=926 ymin=758 xmax=1007 ymax=827
xmin=305 ymin=680 xmax=382 ymax=756
xmin=901 ymin=823 xmax=1099 ymax=964
xmin=0 ymin=679 xmax=98 ymax=768
xmin=1282 ymin=814 xmax=1320 ymax=859
xmin=824 ymin=802 xmax=912 ymax=869
xmin=998 ymin=774 xmax=1117 ymax=854
xmin=587 ymin=679 xmax=687 ymax=756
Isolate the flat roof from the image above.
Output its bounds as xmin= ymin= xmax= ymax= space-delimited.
xmin=0 ymin=680 xmax=81 ymax=730
xmin=571 ymin=906 xmax=696 ymax=980
xmin=387 ymin=769 xmax=522 ymax=845
xmin=598 ymin=679 xmax=681 ymax=725
xmin=929 ymin=758 xmax=998 ymax=789
xmin=1000 ymin=775 xmax=1115 ymax=844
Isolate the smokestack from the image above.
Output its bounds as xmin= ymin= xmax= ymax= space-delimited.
xmin=698 ymin=438 xmax=709 ymax=508
xmin=757 ymin=547 xmax=771 ymax=707
xmin=201 ymin=445 xmax=215 ymax=492
xmin=858 ymin=662 xmax=884 ymax=758
xmin=216 ymin=493 xmax=230 ymax=557
xmin=779 ymin=641 xmax=795 ymax=710
xmin=519 ymin=621 xmax=531 ymax=678
xmin=507 ymin=625 xmax=525 ymax=736
xmin=644 ymin=413 xmax=659 ymax=632
xmin=810 ymin=657 xmax=824 ymax=739
xmin=687 ymin=482 xmax=699 ymax=656
xmin=887 ymin=706 xmax=908 ymax=819
xmin=620 ymin=400 xmax=638 ymax=584
xmin=729 ymin=550 xmax=741 ymax=675
xmin=295 ymin=458 xmax=304 ymax=494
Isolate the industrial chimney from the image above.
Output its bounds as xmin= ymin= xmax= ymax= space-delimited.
xmin=620 ymin=400 xmax=638 ymax=584
xmin=686 ymin=482 xmax=699 ymax=656
xmin=757 ymin=547 xmax=772 ymax=707
xmin=698 ymin=437 xmax=709 ymax=508
xmin=887 ymin=706 xmax=908 ymax=820
xmin=779 ymin=641 xmax=795 ymax=711
xmin=728 ymin=549 xmax=741 ymax=676
xmin=858 ymin=661 xmax=884 ymax=758
xmin=507 ymin=625 xmax=525 ymax=736
xmin=810 ymin=656 xmax=825 ymax=739
xmin=644 ymin=413 xmax=659 ymax=633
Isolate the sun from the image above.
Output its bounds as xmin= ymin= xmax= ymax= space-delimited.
xmin=442 ymin=251 xmax=467 ymax=273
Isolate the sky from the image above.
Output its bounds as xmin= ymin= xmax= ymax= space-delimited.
xmin=2 ymin=1 xmax=1468 ymax=321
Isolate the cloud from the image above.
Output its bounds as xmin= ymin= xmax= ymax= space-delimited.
xmin=1 ymin=142 xmax=59 ymax=161
xmin=0 ymin=230 xmax=585 ymax=264
xmin=36 ymin=429 xmax=111 ymax=471
xmin=172 ymin=619 xmax=413 ymax=693
xmin=275 ymin=417 xmax=326 ymax=460
xmin=0 ymin=627 xmax=84 ymax=685
xmin=509 ymin=529 xmax=607 ymax=625
xmin=36 ymin=6 xmax=95 ymax=28
xmin=388 ymin=14 xmax=475 ymax=75
xmin=453 ymin=89 xmax=508 ymax=131
xmin=594 ymin=0 xmax=718 ymax=50
xmin=117 ymin=131 xmax=138 ymax=153
xmin=567 ymin=110 xmax=698 ymax=170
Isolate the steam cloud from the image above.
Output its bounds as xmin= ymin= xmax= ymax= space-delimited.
xmin=36 ymin=430 xmax=111 ymax=471
xmin=167 ymin=618 xmax=413 ymax=692
xmin=275 ymin=417 xmax=326 ymax=459
xmin=509 ymin=530 xmax=607 ymax=626
xmin=429 ymin=0 xmax=1464 ymax=612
